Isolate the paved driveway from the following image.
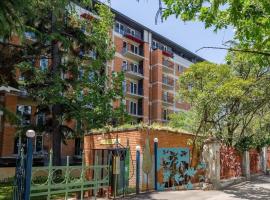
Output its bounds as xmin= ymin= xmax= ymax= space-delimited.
xmin=122 ymin=175 xmax=270 ymax=200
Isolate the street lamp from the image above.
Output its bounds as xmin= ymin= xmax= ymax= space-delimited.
xmin=24 ymin=129 xmax=35 ymax=200
xmin=26 ymin=129 xmax=36 ymax=138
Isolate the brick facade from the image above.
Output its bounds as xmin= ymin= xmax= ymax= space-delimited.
xmin=84 ymin=128 xmax=198 ymax=187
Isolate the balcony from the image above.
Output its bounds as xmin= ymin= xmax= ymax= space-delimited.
xmin=126 ymin=87 xmax=144 ymax=99
xmin=162 ymin=76 xmax=174 ymax=89
xmin=162 ymin=94 xmax=174 ymax=105
xmin=162 ymin=49 xmax=174 ymax=58
xmin=128 ymin=100 xmax=143 ymax=118
xmin=124 ymin=30 xmax=144 ymax=45
xmin=162 ymin=60 xmax=174 ymax=73
xmin=122 ymin=46 xmax=144 ymax=61
xmin=122 ymin=63 xmax=144 ymax=80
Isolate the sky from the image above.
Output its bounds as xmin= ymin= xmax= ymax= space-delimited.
xmin=107 ymin=0 xmax=235 ymax=64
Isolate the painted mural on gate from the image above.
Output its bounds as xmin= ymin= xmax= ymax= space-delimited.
xmin=157 ymin=148 xmax=206 ymax=190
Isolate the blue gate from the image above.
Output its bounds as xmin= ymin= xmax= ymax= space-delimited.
xmin=157 ymin=147 xmax=205 ymax=191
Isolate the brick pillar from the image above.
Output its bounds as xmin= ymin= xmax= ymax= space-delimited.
xmin=143 ymin=43 xmax=150 ymax=123
xmin=242 ymin=151 xmax=250 ymax=179
xmin=202 ymin=137 xmax=221 ymax=189
xmin=150 ymin=49 xmax=163 ymax=123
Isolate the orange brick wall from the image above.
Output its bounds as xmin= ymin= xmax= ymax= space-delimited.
xmin=250 ymin=149 xmax=261 ymax=174
xmin=84 ymin=129 xmax=197 ymax=187
xmin=220 ymin=146 xmax=242 ymax=179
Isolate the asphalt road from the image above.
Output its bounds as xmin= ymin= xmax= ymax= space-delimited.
xmin=121 ymin=175 xmax=270 ymax=200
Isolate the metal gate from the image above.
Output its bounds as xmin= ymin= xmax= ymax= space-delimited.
xmin=157 ymin=147 xmax=206 ymax=191
xmin=93 ymin=148 xmax=130 ymax=197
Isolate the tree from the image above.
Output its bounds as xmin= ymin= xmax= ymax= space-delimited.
xmin=1 ymin=1 xmax=127 ymax=165
xmin=161 ymin=0 xmax=270 ymax=53
xmin=174 ymin=52 xmax=270 ymax=148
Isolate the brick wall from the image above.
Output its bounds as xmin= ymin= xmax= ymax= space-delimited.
xmin=84 ymin=128 xmax=197 ymax=187
xmin=220 ymin=146 xmax=242 ymax=179
xmin=249 ymin=149 xmax=261 ymax=174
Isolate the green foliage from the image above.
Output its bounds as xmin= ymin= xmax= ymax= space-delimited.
xmin=162 ymin=0 xmax=270 ymax=51
xmin=0 ymin=0 xmax=127 ymax=163
xmin=173 ymin=53 xmax=270 ymax=148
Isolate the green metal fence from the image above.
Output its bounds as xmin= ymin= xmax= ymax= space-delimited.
xmin=30 ymin=150 xmax=109 ymax=200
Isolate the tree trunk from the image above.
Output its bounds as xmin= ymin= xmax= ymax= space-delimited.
xmin=52 ymin=116 xmax=61 ymax=166
xmin=51 ymin=11 xmax=62 ymax=166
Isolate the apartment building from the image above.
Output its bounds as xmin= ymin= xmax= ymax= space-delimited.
xmin=112 ymin=10 xmax=204 ymax=124
xmin=0 ymin=4 xmax=204 ymax=165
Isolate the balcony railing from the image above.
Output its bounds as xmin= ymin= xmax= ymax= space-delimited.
xmin=162 ymin=60 xmax=174 ymax=70
xmin=162 ymin=94 xmax=174 ymax=104
xmin=162 ymin=76 xmax=174 ymax=87
xmin=122 ymin=64 xmax=144 ymax=78
xmin=122 ymin=47 xmax=144 ymax=61
xmin=125 ymin=86 xmax=144 ymax=98
xmin=162 ymin=49 xmax=174 ymax=58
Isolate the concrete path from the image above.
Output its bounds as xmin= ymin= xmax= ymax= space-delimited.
xmin=122 ymin=175 xmax=270 ymax=200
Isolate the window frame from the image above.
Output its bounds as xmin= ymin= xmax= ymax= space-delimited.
xmin=35 ymin=135 xmax=43 ymax=153
xmin=40 ymin=57 xmax=49 ymax=71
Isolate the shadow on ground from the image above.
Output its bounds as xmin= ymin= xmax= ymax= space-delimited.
xmin=223 ymin=176 xmax=270 ymax=200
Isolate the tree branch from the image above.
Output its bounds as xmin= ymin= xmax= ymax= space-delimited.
xmin=196 ymin=46 xmax=270 ymax=57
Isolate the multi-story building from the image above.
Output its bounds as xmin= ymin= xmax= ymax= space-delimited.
xmin=111 ymin=10 xmax=204 ymax=124
xmin=0 ymin=4 xmax=204 ymax=165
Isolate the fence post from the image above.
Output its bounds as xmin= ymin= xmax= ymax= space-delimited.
xmin=136 ymin=146 xmax=141 ymax=194
xmin=154 ymin=138 xmax=158 ymax=191
xmin=47 ymin=149 xmax=53 ymax=200
xmin=80 ymin=151 xmax=85 ymax=200
xmin=65 ymin=156 xmax=70 ymax=200
xmin=202 ymin=137 xmax=221 ymax=189
xmin=24 ymin=130 xmax=35 ymax=200
xmin=242 ymin=151 xmax=250 ymax=180
xmin=261 ymin=147 xmax=267 ymax=174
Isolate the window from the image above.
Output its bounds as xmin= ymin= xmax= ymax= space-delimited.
xmin=163 ymin=91 xmax=169 ymax=101
xmin=78 ymin=68 xmax=84 ymax=80
xmin=88 ymin=72 xmax=95 ymax=81
xmin=130 ymin=101 xmax=137 ymax=115
xmin=40 ymin=57 xmax=48 ymax=71
xmin=130 ymin=63 xmax=138 ymax=73
xmin=36 ymin=113 xmax=45 ymax=126
xmin=123 ymin=41 xmax=127 ymax=50
xmin=127 ymin=27 xmax=135 ymax=36
xmin=163 ymin=109 xmax=168 ymax=120
xmin=122 ymin=80 xmax=127 ymax=93
xmin=75 ymin=138 xmax=82 ymax=156
xmin=130 ymin=82 xmax=137 ymax=94
xmin=122 ymin=60 xmax=128 ymax=71
xmin=131 ymin=45 xmax=138 ymax=54
xmin=115 ymin=22 xmax=125 ymax=35
xmin=152 ymin=40 xmax=158 ymax=49
xmin=17 ymin=105 xmax=31 ymax=126
xmin=35 ymin=135 xmax=43 ymax=152
xmin=178 ymin=65 xmax=184 ymax=73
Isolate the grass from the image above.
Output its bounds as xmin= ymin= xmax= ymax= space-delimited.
xmin=0 ymin=184 xmax=12 ymax=200
xmin=0 ymin=183 xmax=77 ymax=200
